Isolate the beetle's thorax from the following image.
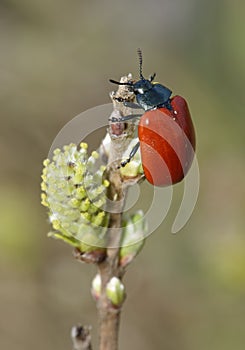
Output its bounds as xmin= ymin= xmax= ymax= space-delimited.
xmin=133 ymin=79 xmax=173 ymax=111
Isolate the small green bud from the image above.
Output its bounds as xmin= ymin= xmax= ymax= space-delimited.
xmin=106 ymin=277 xmax=125 ymax=306
xmin=120 ymin=160 xmax=141 ymax=178
xmin=119 ymin=210 xmax=147 ymax=268
xmin=91 ymin=274 xmax=102 ymax=300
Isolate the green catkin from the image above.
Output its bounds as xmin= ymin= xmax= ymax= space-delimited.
xmin=41 ymin=143 xmax=109 ymax=250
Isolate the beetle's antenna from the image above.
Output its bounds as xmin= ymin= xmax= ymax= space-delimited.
xmin=137 ymin=48 xmax=144 ymax=79
xmin=109 ymin=79 xmax=132 ymax=86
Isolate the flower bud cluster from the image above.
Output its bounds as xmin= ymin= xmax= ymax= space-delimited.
xmin=41 ymin=143 xmax=109 ymax=252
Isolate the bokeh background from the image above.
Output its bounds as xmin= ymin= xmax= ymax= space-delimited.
xmin=1 ymin=0 xmax=245 ymax=349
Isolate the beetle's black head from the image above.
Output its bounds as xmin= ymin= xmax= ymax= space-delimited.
xmin=133 ymin=79 xmax=152 ymax=94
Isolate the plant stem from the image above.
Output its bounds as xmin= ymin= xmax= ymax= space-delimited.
xmin=97 ymin=185 xmax=125 ymax=350
xmin=97 ymin=294 xmax=121 ymax=350
xmin=97 ymin=75 xmax=137 ymax=350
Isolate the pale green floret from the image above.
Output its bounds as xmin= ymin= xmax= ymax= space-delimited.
xmin=86 ymin=158 xmax=99 ymax=173
xmin=93 ymin=198 xmax=106 ymax=209
xmin=63 ymin=209 xmax=81 ymax=222
xmin=53 ymin=148 xmax=61 ymax=155
xmin=41 ymin=193 xmax=48 ymax=207
xmin=63 ymin=144 xmax=75 ymax=152
xmin=43 ymin=159 xmax=50 ymax=167
xmin=41 ymin=173 xmax=47 ymax=181
xmin=73 ymin=173 xmax=83 ymax=184
xmin=80 ymin=142 xmax=88 ymax=150
xmin=64 ymin=166 xmax=75 ymax=177
xmin=69 ymin=198 xmax=80 ymax=208
xmin=91 ymin=151 xmax=99 ymax=159
xmin=76 ymin=186 xmax=87 ymax=200
xmin=41 ymin=169 xmax=47 ymax=178
xmin=80 ymin=212 xmax=91 ymax=223
xmin=100 ymin=165 xmax=106 ymax=172
xmin=88 ymin=204 xmax=99 ymax=215
xmin=83 ymin=174 xmax=94 ymax=185
xmin=41 ymin=182 xmax=47 ymax=192
xmin=68 ymin=223 xmax=80 ymax=235
xmin=48 ymin=176 xmax=56 ymax=185
xmin=57 ymin=182 xmax=66 ymax=190
xmin=51 ymin=219 xmax=62 ymax=230
xmin=92 ymin=212 xmax=106 ymax=226
xmin=80 ymin=198 xmax=91 ymax=212
xmin=103 ymin=179 xmax=110 ymax=188
xmin=88 ymin=185 xmax=106 ymax=201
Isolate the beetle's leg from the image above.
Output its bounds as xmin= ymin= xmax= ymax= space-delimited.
xmin=166 ymin=101 xmax=173 ymax=111
xmin=160 ymin=99 xmax=173 ymax=111
xmin=109 ymin=114 xmax=142 ymax=123
xmin=120 ymin=142 xmax=140 ymax=168
xmin=123 ymin=101 xmax=142 ymax=109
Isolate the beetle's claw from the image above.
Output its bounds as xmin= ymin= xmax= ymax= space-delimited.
xmin=109 ymin=117 xmax=123 ymax=123
xmin=121 ymin=159 xmax=129 ymax=167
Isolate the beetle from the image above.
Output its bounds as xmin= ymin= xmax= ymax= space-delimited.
xmin=109 ymin=49 xmax=196 ymax=187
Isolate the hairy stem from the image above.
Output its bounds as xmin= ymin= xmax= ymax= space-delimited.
xmin=97 ymin=75 xmax=137 ymax=350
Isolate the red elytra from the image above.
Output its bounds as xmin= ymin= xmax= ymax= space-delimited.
xmin=138 ymin=95 xmax=196 ymax=186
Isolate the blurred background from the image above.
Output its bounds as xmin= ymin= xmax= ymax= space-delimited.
xmin=1 ymin=0 xmax=245 ymax=349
